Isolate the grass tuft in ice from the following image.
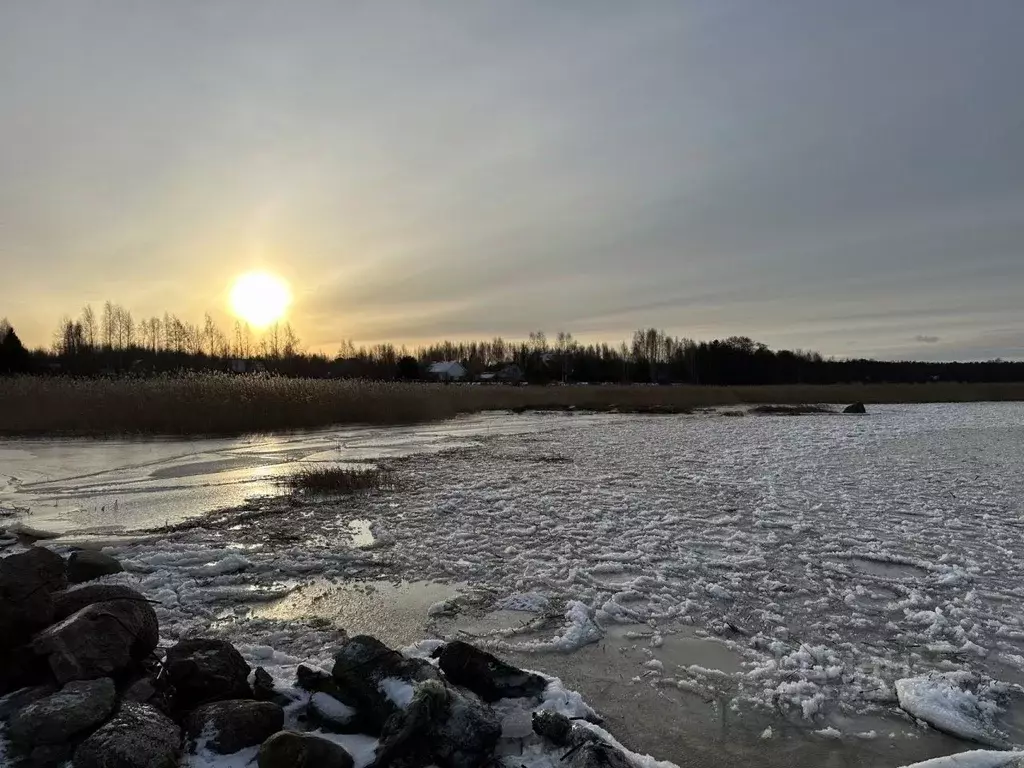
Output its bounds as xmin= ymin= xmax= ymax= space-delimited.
xmin=283 ymin=466 xmax=391 ymax=495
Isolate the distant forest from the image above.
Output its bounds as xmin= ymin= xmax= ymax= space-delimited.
xmin=1 ymin=302 xmax=1022 ymax=385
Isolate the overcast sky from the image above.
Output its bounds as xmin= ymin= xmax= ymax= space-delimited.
xmin=1 ymin=1 xmax=1022 ymax=360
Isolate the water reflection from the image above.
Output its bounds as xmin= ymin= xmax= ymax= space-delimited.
xmin=0 ymin=413 xmax=550 ymax=536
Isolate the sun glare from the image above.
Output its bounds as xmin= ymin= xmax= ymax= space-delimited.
xmin=229 ymin=271 xmax=291 ymax=328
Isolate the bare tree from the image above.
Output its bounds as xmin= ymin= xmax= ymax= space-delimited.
xmin=203 ymin=313 xmax=217 ymax=357
xmin=102 ymin=301 xmax=115 ymax=350
xmin=282 ymin=323 xmax=300 ymax=358
xmin=81 ymin=305 xmax=96 ymax=350
xmin=53 ymin=317 xmax=86 ymax=356
xmin=267 ymin=322 xmax=281 ymax=359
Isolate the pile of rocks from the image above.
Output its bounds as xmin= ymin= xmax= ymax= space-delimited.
xmin=1 ymin=544 xmax=634 ymax=768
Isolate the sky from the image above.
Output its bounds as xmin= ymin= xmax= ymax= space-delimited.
xmin=1 ymin=1 xmax=1022 ymax=361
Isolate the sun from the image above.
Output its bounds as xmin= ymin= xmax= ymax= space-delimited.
xmin=229 ymin=271 xmax=291 ymax=328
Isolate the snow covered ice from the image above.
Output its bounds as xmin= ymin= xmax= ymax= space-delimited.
xmin=3 ymin=402 xmax=1024 ymax=766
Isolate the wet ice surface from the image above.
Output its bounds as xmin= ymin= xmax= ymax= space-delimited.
xmin=0 ymin=413 xmax=547 ymax=535
xmin=5 ymin=403 xmax=1024 ymax=767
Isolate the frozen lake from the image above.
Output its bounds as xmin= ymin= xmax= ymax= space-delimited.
xmin=0 ymin=413 xmax=549 ymax=535
xmin=3 ymin=403 xmax=1024 ymax=767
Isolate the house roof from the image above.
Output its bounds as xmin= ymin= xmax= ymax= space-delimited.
xmin=427 ymin=361 xmax=465 ymax=375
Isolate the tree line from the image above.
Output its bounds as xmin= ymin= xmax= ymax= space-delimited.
xmin=0 ymin=306 xmax=1022 ymax=385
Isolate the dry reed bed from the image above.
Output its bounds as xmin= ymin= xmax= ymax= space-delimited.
xmin=0 ymin=374 xmax=1021 ymax=437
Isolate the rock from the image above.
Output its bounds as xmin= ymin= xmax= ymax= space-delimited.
xmin=32 ymin=599 xmax=159 ymax=684
xmin=8 ymin=677 xmax=117 ymax=746
xmin=0 ymin=547 xmax=68 ymax=648
xmin=28 ymin=742 xmax=75 ymax=767
xmin=564 ymin=732 xmax=634 ymax=768
xmin=532 ymin=710 xmax=573 ymax=745
xmin=249 ymin=667 xmax=295 ymax=709
xmin=67 ymin=550 xmax=125 ymax=583
xmin=185 ymin=699 xmax=284 ymax=755
xmin=435 ymin=640 xmax=548 ymax=701
xmin=74 ymin=701 xmax=182 ymax=768
xmin=164 ymin=638 xmax=252 ymax=711
xmin=258 ymin=730 xmax=354 ymax=768
xmin=331 ymin=635 xmax=439 ymax=733
xmin=297 ymin=664 xmax=351 ymax=700
xmin=52 ymin=583 xmax=148 ymax=621
xmin=123 ymin=676 xmax=158 ymax=704
xmin=374 ymin=679 xmax=501 ymax=768
xmin=253 ymin=667 xmax=276 ymax=701
xmin=309 ymin=691 xmax=361 ymax=733
xmin=843 ymin=402 xmax=867 ymax=414
xmin=0 ymin=684 xmax=58 ymax=720
xmin=296 ymin=664 xmax=366 ymax=731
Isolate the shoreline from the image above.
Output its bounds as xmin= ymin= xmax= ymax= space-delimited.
xmin=3 ymin=376 xmax=1024 ymax=437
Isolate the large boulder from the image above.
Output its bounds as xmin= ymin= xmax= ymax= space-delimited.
xmin=843 ymin=402 xmax=867 ymax=414
xmin=533 ymin=710 xmax=573 ymax=745
xmin=435 ymin=640 xmax=547 ymax=701
xmin=185 ymin=699 xmax=284 ymax=754
xmin=258 ymin=730 xmax=354 ymax=768
xmin=74 ymin=701 xmax=182 ymax=768
xmin=253 ymin=667 xmax=276 ymax=701
xmin=52 ymin=583 xmax=146 ymax=621
xmin=164 ymin=638 xmax=252 ymax=711
xmin=7 ymin=677 xmax=117 ymax=746
xmin=564 ymin=731 xmax=634 ymax=768
xmin=67 ymin=550 xmax=124 ymax=583
xmin=27 ymin=742 xmax=75 ymax=767
xmin=0 ymin=547 xmax=68 ymax=647
xmin=32 ymin=599 xmax=159 ymax=684
xmin=296 ymin=665 xmax=366 ymax=733
xmin=373 ymin=679 xmax=501 ymax=768
xmin=122 ymin=675 xmax=158 ymax=704
xmin=0 ymin=684 xmax=57 ymax=720
xmin=309 ymin=691 xmax=361 ymax=733
xmin=330 ymin=635 xmax=439 ymax=733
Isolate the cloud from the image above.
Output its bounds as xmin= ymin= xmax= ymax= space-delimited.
xmin=2 ymin=2 xmax=1024 ymax=360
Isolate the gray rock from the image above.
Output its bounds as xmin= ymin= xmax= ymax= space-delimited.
xmin=843 ymin=402 xmax=867 ymax=414
xmin=435 ymin=640 xmax=548 ymax=701
xmin=28 ymin=742 xmax=75 ymax=767
xmin=67 ymin=550 xmax=124 ymax=583
xmin=164 ymin=638 xmax=252 ymax=711
xmin=253 ymin=667 xmax=276 ymax=701
xmin=296 ymin=665 xmax=367 ymax=732
xmin=32 ymin=599 xmax=159 ymax=684
xmin=0 ymin=547 xmax=68 ymax=648
xmin=185 ymin=699 xmax=284 ymax=755
xmin=258 ymin=730 xmax=354 ymax=768
xmin=8 ymin=677 xmax=116 ymax=745
xmin=565 ymin=731 xmax=634 ymax=768
xmin=52 ymin=583 xmax=148 ymax=622
xmin=74 ymin=701 xmax=182 ymax=768
xmin=374 ymin=679 xmax=501 ymax=768
xmin=532 ymin=710 xmax=573 ymax=745
xmin=123 ymin=676 xmax=158 ymax=704
xmin=0 ymin=684 xmax=57 ymax=720
xmin=331 ymin=635 xmax=439 ymax=733
xmin=308 ymin=691 xmax=361 ymax=733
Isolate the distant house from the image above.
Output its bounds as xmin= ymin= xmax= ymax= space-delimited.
xmin=479 ymin=363 xmax=523 ymax=384
xmin=427 ymin=361 xmax=467 ymax=381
